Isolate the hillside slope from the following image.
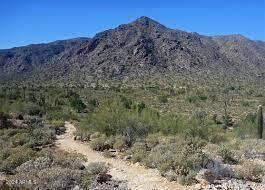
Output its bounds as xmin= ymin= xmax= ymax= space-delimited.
xmin=0 ymin=17 xmax=264 ymax=87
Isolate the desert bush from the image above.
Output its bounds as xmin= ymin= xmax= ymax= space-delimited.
xmin=6 ymin=150 xmax=117 ymax=190
xmin=145 ymin=134 xmax=160 ymax=149
xmin=90 ymin=132 xmax=102 ymax=140
xmin=16 ymin=157 xmax=52 ymax=173
xmin=178 ymin=171 xmax=197 ymax=185
xmin=103 ymin=150 xmax=114 ymax=158
xmin=113 ymin=135 xmax=127 ymax=151
xmin=53 ymin=152 xmax=86 ymax=170
xmin=26 ymin=125 xmax=56 ymax=148
xmin=24 ymin=115 xmax=43 ymax=125
xmin=88 ymin=98 xmax=99 ymax=107
xmin=184 ymin=121 xmax=226 ymax=143
xmin=104 ymin=135 xmax=115 ymax=147
xmin=120 ymin=96 xmax=133 ymax=109
xmin=68 ymin=91 xmax=86 ymax=112
xmin=235 ymin=161 xmax=265 ymax=182
xmin=218 ymin=145 xmax=237 ymax=164
xmin=0 ymin=147 xmax=10 ymax=162
xmin=0 ymin=113 xmax=59 ymax=174
xmin=142 ymin=137 xmax=208 ymax=181
xmin=186 ymin=95 xmax=199 ymax=104
xmin=241 ymin=101 xmax=250 ymax=107
xmin=80 ymin=100 xmax=151 ymax=138
xmin=7 ymin=151 xmax=105 ymax=190
xmin=10 ymin=132 xmax=31 ymax=146
xmin=0 ymin=146 xmax=35 ymax=173
xmin=158 ymin=95 xmax=168 ymax=103
xmin=117 ymin=119 xmax=148 ymax=146
xmin=50 ymin=120 xmax=65 ymax=134
xmin=86 ymin=162 xmax=109 ymax=175
xmin=235 ymin=113 xmax=257 ymax=139
xmin=9 ymin=102 xmax=43 ymax=116
xmin=8 ymin=167 xmax=84 ymax=190
xmin=26 ymin=104 xmax=43 ymax=116
xmin=90 ymin=135 xmax=110 ymax=151
xmin=129 ymin=141 xmax=149 ymax=163
xmin=0 ymin=112 xmax=11 ymax=129
xmin=46 ymin=107 xmax=78 ymax=121
xmin=164 ymin=170 xmax=178 ymax=181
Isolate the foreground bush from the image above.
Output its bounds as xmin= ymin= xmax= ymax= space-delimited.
xmin=125 ymin=136 xmax=210 ymax=184
xmin=5 ymin=150 xmax=125 ymax=190
xmin=0 ymin=116 xmax=57 ymax=173
xmin=235 ymin=160 xmax=265 ymax=182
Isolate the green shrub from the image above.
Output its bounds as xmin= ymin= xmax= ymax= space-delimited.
xmin=186 ymin=95 xmax=199 ymax=104
xmin=158 ymin=95 xmax=168 ymax=103
xmin=134 ymin=102 xmax=146 ymax=113
xmin=71 ymin=98 xmax=86 ymax=112
xmin=120 ymin=96 xmax=133 ymax=109
xmin=26 ymin=126 xmax=56 ymax=148
xmin=10 ymin=132 xmax=31 ymax=146
xmin=184 ymin=116 xmax=227 ymax=143
xmin=241 ymin=101 xmax=250 ymax=107
xmin=235 ymin=113 xmax=257 ymax=139
xmin=0 ymin=112 xmax=11 ymax=129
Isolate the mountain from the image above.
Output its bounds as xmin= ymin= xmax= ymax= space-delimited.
xmin=0 ymin=16 xmax=264 ymax=87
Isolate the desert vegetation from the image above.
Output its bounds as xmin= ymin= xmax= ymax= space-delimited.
xmin=0 ymin=84 xmax=265 ymax=189
xmin=0 ymin=86 xmax=128 ymax=189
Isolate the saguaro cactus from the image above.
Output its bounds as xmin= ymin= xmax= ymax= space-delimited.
xmin=257 ymin=105 xmax=263 ymax=139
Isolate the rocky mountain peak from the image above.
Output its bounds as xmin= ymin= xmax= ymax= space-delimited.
xmin=132 ymin=16 xmax=165 ymax=29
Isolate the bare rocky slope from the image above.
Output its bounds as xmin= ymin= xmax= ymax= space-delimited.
xmin=0 ymin=16 xmax=264 ymax=87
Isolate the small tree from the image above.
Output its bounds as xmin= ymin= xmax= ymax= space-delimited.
xmin=70 ymin=97 xmax=86 ymax=112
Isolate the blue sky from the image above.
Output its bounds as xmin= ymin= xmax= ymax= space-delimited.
xmin=0 ymin=0 xmax=264 ymax=49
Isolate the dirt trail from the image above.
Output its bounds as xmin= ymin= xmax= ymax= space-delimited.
xmin=56 ymin=122 xmax=186 ymax=190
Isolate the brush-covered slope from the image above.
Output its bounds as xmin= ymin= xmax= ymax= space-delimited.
xmin=0 ymin=17 xmax=264 ymax=87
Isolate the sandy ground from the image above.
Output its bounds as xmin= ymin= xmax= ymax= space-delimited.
xmin=56 ymin=122 xmax=186 ymax=190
